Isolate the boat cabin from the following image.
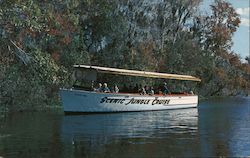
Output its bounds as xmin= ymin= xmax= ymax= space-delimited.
xmin=72 ymin=65 xmax=201 ymax=95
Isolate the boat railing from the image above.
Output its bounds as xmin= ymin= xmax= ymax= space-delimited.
xmin=70 ymin=87 xmax=195 ymax=96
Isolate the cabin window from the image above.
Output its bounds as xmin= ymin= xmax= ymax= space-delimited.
xmin=73 ymin=69 xmax=97 ymax=90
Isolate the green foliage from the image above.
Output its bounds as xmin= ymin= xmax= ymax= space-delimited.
xmin=0 ymin=0 xmax=249 ymax=112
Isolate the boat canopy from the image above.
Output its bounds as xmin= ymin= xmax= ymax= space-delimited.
xmin=73 ymin=65 xmax=201 ymax=82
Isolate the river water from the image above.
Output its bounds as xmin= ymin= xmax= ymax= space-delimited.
xmin=0 ymin=97 xmax=250 ymax=157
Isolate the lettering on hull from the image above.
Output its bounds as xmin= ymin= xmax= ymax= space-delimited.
xmin=100 ymin=97 xmax=170 ymax=106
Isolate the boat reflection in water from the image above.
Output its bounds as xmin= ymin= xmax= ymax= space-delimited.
xmin=61 ymin=108 xmax=198 ymax=157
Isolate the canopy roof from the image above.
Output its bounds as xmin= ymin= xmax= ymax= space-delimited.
xmin=73 ymin=65 xmax=201 ymax=82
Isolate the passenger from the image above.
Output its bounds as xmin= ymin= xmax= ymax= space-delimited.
xmin=95 ymin=83 xmax=103 ymax=92
xmin=141 ymin=87 xmax=146 ymax=95
xmin=139 ymin=86 xmax=146 ymax=95
xmin=157 ymin=84 xmax=162 ymax=94
xmin=114 ymin=85 xmax=119 ymax=93
xmin=145 ymin=86 xmax=150 ymax=94
xmin=103 ymin=83 xmax=111 ymax=93
xmin=162 ymin=82 xmax=170 ymax=95
xmin=91 ymin=81 xmax=95 ymax=91
xmin=138 ymin=84 xmax=142 ymax=94
xmin=148 ymin=86 xmax=154 ymax=95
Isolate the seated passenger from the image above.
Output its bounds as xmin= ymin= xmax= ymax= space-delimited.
xmin=139 ymin=86 xmax=146 ymax=95
xmin=145 ymin=86 xmax=150 ymax=94
xmin=114 ymin=85 xmax=119 ymax=93
xmin=91 ymin=81 xmax=95 ymax=91
xmin=103 ymin=83 xmax=111 ymax=93
xmin=94 ymin=83 xmax=103 ymax=92
xmin=162 ymin=82 xmax=170 ymax=95
xmin=148 ymin=86 xmax=154 ymax=95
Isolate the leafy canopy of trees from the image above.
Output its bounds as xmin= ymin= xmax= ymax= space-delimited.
xmin=0 ymin=0 xmax=249 ymax=112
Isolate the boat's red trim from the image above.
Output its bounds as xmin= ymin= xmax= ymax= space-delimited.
xmin=95 ymin=92 xmax=193 ymax=96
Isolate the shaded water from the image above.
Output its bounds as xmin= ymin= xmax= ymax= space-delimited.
xmin=0 ymin=97 xmax=250 ymax=157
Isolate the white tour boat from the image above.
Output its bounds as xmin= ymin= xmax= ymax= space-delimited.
xmin=60 ymin=65 xmax=201 ymax=114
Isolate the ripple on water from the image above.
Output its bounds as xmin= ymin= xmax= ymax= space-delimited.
xmin=0 ymin=97 xmax=250 ymax=157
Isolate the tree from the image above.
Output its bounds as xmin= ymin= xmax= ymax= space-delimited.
xmin=195 ymin=0 xmax=240 ymax=56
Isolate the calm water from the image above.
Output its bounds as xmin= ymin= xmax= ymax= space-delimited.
xmin=0 ymin=97 xmax=250 ymax=157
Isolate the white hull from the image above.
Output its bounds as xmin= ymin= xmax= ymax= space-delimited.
xmin=60 ymin=89 xmax=198 ymax=113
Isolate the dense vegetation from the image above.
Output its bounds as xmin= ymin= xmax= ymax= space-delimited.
xmin=1 ymin=0 xmax=249 ymax=112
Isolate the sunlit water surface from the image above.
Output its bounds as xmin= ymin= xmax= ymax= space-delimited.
xmin=0 ymin=97 xmax=250 ymax=157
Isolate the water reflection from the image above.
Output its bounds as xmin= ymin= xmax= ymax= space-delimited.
xmin=61 ymin=109 xmax=199 ymax=157
xmin=0 ymin=97 xmax=249 ymax=157
xmin=0 ymin=112 xmax=64 ymax=158
xmin=198 ymin=97 xmax=250 ymax=157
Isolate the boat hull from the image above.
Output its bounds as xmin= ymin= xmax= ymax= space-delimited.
xmin=60 ymin=89 xmax=198 ymax=113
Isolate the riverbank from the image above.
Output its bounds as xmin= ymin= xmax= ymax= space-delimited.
xmin=0 ymin=98 xmax=63 ymax=118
